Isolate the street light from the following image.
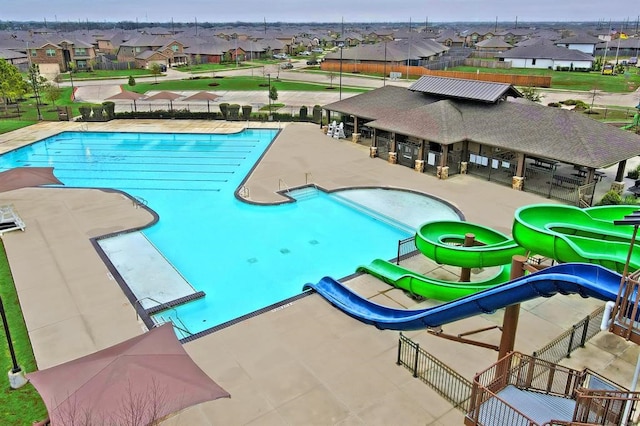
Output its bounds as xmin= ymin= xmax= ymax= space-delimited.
xmin=1 ymin=296 xmax=27 ymax=388
xmin=338 ymin=43 xmax=344 ymax=100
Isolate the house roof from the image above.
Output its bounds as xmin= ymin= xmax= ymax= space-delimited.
xmin=495 ymin=44 xmax=595 ymax=61
xmin=408 ymin=76 xmax=522 ymax=103
xmin=554 ymin=33 xmax=602 ymax=45
xmin=474 ymin=37 xmax=513 ymax=49
xmin=323 ymin=85 xmax=640 ymax=169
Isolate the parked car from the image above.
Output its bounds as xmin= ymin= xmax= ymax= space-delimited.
xmin=306 ymin=59 xmax=319 ymax=66
xmin=629 ymin=57 xmax=638 ymax=65
xmin=280 ymin=62 xmax=293 ymax=69
xmin=273 ymin=53 xmax=288 ymax=60
xmin=602 ymin=64 xmax=615 ymax=75
xmin=311 ymin=48 xmax=323 ymax=53
xmin=300 ymin=51 xmax=311 ymax=56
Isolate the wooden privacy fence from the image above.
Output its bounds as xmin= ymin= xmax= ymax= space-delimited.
xmin=320 ymin=62 xmax=552 ymax=87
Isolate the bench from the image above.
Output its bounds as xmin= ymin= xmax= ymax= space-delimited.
xmin=552 ymin=174 xmax=582 ymax=188
xmin=532 ymin=158 xmax=558 ymax=170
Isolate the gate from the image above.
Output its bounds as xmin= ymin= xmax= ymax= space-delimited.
xmin=375 ymin=131 xmax=391 ymax=160
xmin=424 ymin=150 xmax=441 ymax=174
xmin=466 ymin=153 xmax=516 ymax=186
xmin=447 ymin=150 xmax=463 ymax=176
xmin=397 ymin=141 xmax=419 ymax=168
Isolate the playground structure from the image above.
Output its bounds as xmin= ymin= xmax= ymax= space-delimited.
xmin=305 ymin=203 xmax=640 ymax=425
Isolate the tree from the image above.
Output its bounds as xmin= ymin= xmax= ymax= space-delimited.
xmin=327 ymin=72 xmax=336 ymax=88
xmin=27 ymin=64 xmax=47 ymax=120
xmin=269 ymin=85 xmax=278 ymax=105
xmin=520 ymin=86 xmax=540 ymax=102
xmin=149 ymin=63 xmax=162 ymax=84
xmin=0 ymin=59 xmax=27 ymax=115
xmin=43 ymin=83 xmax=63 ymax=107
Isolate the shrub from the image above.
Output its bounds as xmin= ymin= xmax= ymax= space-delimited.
xmin=312 ymin=104 xmax=322 ymax=123
xmin=227 ymin=104 xmax=240 ymax=120
xmin=218 ymin=102 xmax=229 ymax=119
xmin=78 ymin=105 xmax=91 ymax=121
xmin=627 ymin=166 xmax=640 ymax=179
xmin=299 ymin=105 xmax=308 ymax=120
xmin=597 ymin=190 xmax=622 ymax=205
xmin=128 ymin=75 xmax=136 ymax=86
xmin=241 ymin=105 xmax=252 ymax=120
xmin=102 ymin=101 xmax=115 ymax=120
xmin=547 ymin=102 xmax=561 ymax=107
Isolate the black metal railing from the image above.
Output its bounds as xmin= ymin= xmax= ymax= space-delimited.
xmin=397 ymin=333 xmax=473 ymax=411
xmin=396 ymin=237 xmax=418 ymax=265
xmin=532 ymin=305 xmax=605 ymax=363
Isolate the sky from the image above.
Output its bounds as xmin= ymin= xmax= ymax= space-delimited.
xmin=2 ymin=0 xmax=638 ymax=24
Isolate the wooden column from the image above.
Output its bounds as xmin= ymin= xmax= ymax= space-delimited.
xmin=497 ymin=255 xmax=527 ymax=360
xmin=460 ymin=233 xmax=475 ymax=282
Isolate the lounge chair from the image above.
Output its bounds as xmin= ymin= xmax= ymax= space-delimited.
xmin=327 ymin=120 xmax=337 ymax=137
xmin=0 ymin=204 xmax=26 ymax=235
xmin=333 ymin=122 xmax=346 ymax=139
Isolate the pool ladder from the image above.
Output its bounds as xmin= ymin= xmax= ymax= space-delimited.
xmin=278 ymin=179 xmax=291 ymax=193
xmin=134 ymin=297 xmax=193 ymax=339
xmin=238 ymin=185 xmax=250 ymax=198
xmin=132 ymin=196 xmax=148 ymax=208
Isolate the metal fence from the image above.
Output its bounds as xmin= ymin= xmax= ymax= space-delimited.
xmin=532 ymin=305 xmax=605 ymax=363
xmin=396 ymin=237 xmax=418 ymax=264
xmin=397 ymin=333 xmax=473 ymax=412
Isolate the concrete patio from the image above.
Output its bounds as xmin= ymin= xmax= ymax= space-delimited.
xmin=0 ymin=120 xmax=638 ymax=425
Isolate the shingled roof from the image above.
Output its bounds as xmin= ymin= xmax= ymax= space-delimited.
xmin=323 ymin=85 xmax=640 ymax=169
xmin=408 ymin=76 xmax=522 ymax=103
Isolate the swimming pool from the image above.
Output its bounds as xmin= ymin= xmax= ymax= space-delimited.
xmin=1 ymin=130 xmax=462 ymax=336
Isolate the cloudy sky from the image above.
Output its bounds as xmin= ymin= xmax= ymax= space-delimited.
xmin=3 ymin=0 xmax=636 ymax=24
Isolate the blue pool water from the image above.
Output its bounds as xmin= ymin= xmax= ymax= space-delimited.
xmin=1 ymin=130 xmax=461 ymax=335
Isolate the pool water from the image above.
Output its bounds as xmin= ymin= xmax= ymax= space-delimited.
xmin=1 ymin=130 xmax=461 ymax=335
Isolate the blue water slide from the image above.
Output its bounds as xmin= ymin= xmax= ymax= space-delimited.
xmin=303 ymin=263 xmax=622 ymax=331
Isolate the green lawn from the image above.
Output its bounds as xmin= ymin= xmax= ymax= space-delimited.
xmin=451 ymin=66 xmax=640 ymax=92
xmin=178 ymin=63 xmax=254 ymax=73
xmin=0 ymin=243 xmax=48 ymax=425
xmin=58 ymin=68 xmax=154 ymax=81
xmin=127 ymin=76 xmax=368 ymax=93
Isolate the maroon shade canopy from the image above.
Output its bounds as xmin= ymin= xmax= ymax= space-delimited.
xmin=182 ymin=91 xmax=221 ymax=113
xmin=145 ymin=91 xmax=182 ymax=111
xmin=27 ymin=324 xmax=230 ymax=425
xmin=105 ymin=90 xmax=146 ymax=101
xmin=181 ymin=91 xmax=221 ymax=102
xmin=0 ymin=167 xmax=63 ymax=192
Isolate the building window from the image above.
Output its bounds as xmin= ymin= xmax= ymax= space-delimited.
xmin=532 ymin=58 xmax=537 ymax=65
xmin=46 ymin=49 xmax=56 ymax=57
xmin=171 ymin=44 xmax=178 ymax=52
xmin=135 ymin=47 xmax=141 ymax=52
xmin=31 ymin=49 xmax=37 ymax=56
xmin=74 ymin=48 xmax=86 ymax=55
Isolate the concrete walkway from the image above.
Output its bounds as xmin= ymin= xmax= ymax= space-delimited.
xmin=1 ymin=121 xmax=638 ymax=425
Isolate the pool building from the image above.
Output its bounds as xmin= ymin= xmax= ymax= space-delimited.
xmin=323 ymin=76 xmax=640 ymax=206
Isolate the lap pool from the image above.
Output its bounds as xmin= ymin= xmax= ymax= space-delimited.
xmin=1 ymin=130 xmax=462 ymax=337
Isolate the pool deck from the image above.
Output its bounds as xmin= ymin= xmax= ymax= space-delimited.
xmin=1 ymin=120 xmax=639 ymax=425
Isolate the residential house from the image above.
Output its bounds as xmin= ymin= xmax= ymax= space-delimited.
xmin=117 ymin=35 xmax=187 ymax=68
xmin=474 ymin=36 xmax=513 ymax=52
xmin=495 ymin=44 xmax=594 ymax=70
xmin=554 ymin=33 xmax=602 ymax=55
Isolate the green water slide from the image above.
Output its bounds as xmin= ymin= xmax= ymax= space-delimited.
xmin=512 ymin=204 xmax=640 ymax=273
xmin=358 ymin=221 xmax=526 ymax=301
xmin=358 ymin=205 xmax=640 ymax=302
xmin=621 ymin=113 xmax=640 ymax=130
xmin=356 ymin=259 xmax=512 ymax=301
xmin=414 ymin=221 xmax=526 ymax=268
